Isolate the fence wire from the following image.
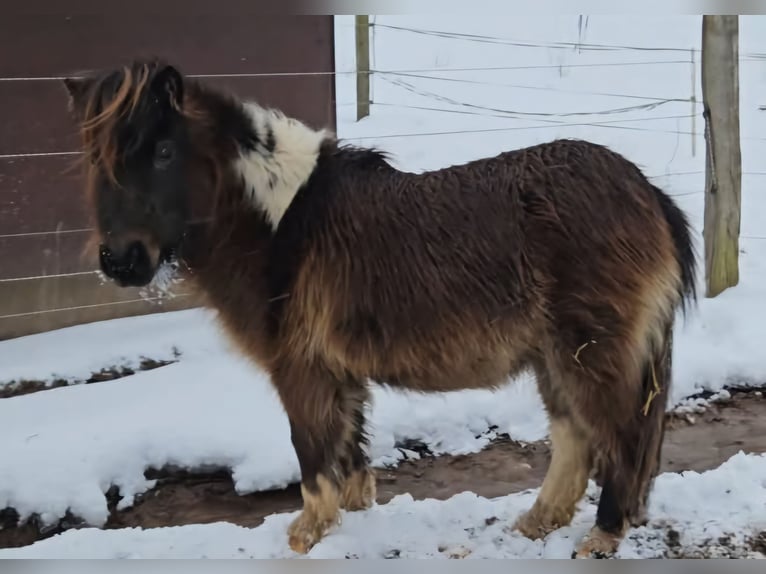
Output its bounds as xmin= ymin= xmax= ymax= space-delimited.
xmin=0 ymin=294 xmax=191 ymax=321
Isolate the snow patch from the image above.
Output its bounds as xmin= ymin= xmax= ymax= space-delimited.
xmin=1 ymin=452 xmax=763 ymax=559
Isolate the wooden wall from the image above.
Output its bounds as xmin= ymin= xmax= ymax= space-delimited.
xmin=0 ymin=13 xmax=336 ymax=340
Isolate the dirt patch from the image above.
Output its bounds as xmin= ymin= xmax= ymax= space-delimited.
xmin=663 ymin=388 xmax=766 ymax=473
xmin=1 ymin=388 xmax=764 ymax=551
xmin=0 ymin=357 xmax=176 ymax=399
xmin=96 ymin=435 xmax=552 ymax=536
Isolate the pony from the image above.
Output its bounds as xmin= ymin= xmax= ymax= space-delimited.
xmin=62 ymin=58 xmax=696 ymax=558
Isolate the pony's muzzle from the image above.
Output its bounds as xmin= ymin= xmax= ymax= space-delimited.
xmin=99 ymin=240 xmax=156 ymax=287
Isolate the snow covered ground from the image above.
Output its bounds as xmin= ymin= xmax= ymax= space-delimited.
xmin=1 ymin=14 xmax=765 ymax=559
xmin=2 ymin=452 xmax=765 ymax=559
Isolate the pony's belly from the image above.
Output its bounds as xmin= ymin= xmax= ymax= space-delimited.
xmin=326 ymin=308 xmax=535 ymax=392
xmin=369 ymin=353 xmax=519 ymax=393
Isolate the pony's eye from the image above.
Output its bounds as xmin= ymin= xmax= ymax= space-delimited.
xmin=153 ymin=140 xmax=175 ymax=167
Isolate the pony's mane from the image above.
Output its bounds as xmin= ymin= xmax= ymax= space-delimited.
xmin=75 ymin=61 xmax=151 ymax=182
xmin=335 ymin=142 xmax=392 ymax=167
xmin=72 ymin=59 xmax=207 ymax=187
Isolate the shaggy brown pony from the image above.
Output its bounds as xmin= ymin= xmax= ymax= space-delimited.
xmin=63 ymin=59 xmax=696 ymax=558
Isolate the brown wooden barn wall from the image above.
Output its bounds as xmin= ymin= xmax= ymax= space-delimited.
xmin=0 ymin=14 xmax=337 ymax=340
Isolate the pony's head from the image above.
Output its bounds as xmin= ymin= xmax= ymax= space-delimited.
xmin=64 ymin=59 xmax=200 ymax=287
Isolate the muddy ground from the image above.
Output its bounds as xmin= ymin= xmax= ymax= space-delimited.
xmin=0 ymin=358 xmax=175 ymax=399
xmin=2 ymin=386 xmax=764 ymax=551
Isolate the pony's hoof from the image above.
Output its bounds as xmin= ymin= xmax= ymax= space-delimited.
xmin=512 ymin=512 xmax=550 ymax=540
xmin=287 ymin=511 xmax=338 ymax=554
xmin=511 ymin=505 xmax=570 ymax=540
xmin=341 ymin=468 xmax=377 ymax=511
xmin=288 ymin=532 xmax=314 ymax=555
xmin=573 ymin=526 xmax=621 ymax=559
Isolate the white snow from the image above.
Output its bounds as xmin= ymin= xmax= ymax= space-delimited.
xmin=1 ymin=13 xmax=765 ymax=559
xmin=672 ymin=259 xmax=766 ymax=402
xmin=0 ymin=307 xmax=223 ymax=385
xmin=1 ymin=451 xmax=764 ymax=559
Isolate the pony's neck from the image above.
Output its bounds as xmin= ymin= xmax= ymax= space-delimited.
xmin=179 ymin=88 xmax=331 ymax=305
xmin=234 ymin=102 xmax=330 ymax=230
xmin=181 ymin=201 xmax=275 ymax=343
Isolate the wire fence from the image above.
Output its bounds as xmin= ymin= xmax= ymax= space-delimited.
xmin=0 ymin=294 xmax=192 ymax=321
xmin=377 ymin=70 xmax=697 ymax=103
xmin=373 ymin=22 xmax=766 ymax=61
xmin=0 ymin=60 xmax=705 ymax=83
xmin=2 ymin=20 xmax=764 ymax=322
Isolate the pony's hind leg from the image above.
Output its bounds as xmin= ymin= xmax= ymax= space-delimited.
xmin=627 ymin=326 xmax=673 ymax=528
xmin=339 ymin=390 xmax=376 ymax=511
xmin=340 ymin=466 xmax=376 ymax=511
xmin=572 ymin=327 xmax=673 ymax=559
xmin=513 ymin=367 xmax=592 ymax=539
xmin=274 ymin=361 xmax=372 ymax=554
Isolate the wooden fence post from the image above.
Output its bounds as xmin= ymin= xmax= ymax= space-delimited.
xmin=356 ymin=15 xmax=370 ymax=121
xmin=701 ymin=15 xmax=742 ymax=298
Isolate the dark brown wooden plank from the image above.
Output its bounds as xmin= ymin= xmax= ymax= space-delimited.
xmin=0 ymin=82 xmax=80 ymax=155
xmin=0 ymin=11 xmax=335 ymax=337
xmin=0 ymin=231 xmax=96 ymax=280
xmin=0 ymin=15 xmax=334 ymax=78
xmin=0 ymin=156 xmax=87 ymax=235
xmin=0 ymin=272 xmax=198 ymax=340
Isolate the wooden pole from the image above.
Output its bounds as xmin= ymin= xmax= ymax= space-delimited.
xmin=355 ymin=15 xmax=370 ymax=121
xmin=691 ymin=47 xmax=696 ymax=157
xmin=701 ymin=15 xmax=742 ymax=298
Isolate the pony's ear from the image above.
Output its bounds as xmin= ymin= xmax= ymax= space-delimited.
xmin=151 ymin=64 xmax=184 ymax=110
xmin=62 ymin=76 xmax=94 ymax=118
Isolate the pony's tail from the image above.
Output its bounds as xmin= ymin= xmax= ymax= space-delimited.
xmin=653 ymin=185 xmax=698 ymax=315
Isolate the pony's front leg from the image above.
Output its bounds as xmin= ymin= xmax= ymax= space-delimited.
xmin=285 ymin=448 xmax=342 ymax=555
xmin=274 ymin=362 xmax=371 ymax=554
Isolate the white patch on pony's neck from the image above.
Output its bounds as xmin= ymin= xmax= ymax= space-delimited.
xmin=235 ymin=102 xmax=329 ymax=229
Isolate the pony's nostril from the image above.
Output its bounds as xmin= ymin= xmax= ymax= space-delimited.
xmin=126 ymin=242 xmax=145 ymax=270
xmin=98 ymin=241 xmax=153 ymax=286
xmin=99 ymin=245 xmax=119 ymax=279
